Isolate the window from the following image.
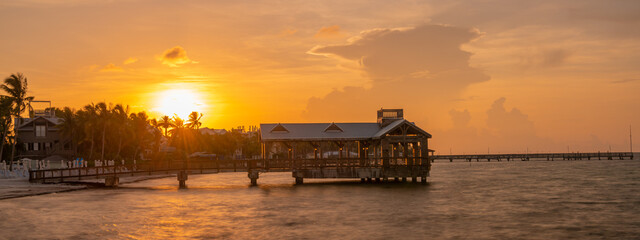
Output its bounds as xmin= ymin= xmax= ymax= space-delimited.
xmin=33 ymin=142 xmax=39 ymax=151
xmin=35 ymin=125 xmax=46 ymax=137
xmin=383 ymin=112 xmax=398 ymax=118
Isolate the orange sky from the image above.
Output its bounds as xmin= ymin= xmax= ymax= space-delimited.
xmin=1 ymin=0 xmax=638 ymax=153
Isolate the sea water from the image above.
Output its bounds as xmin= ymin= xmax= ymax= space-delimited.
xmin=0 ymin=159 xmax=638 ymax=239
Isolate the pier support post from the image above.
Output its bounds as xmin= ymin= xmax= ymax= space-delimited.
xmin=383 ymin=177 xmax=388 ymax=183
xmin=394 ymin=177 xmax=399 ymax=182
xmin=105 ymin=176 xmax=119 ymax=187
xmin=360 ymin=178 xmax=365 ymax=183
xmin=295 ymin=177 xmax=304 ymax=184
xmin=412 ymin=176 xmax=417 ymax=183
xmin=178 ymin=171 xmax=188 ymax=188
xmin=421 ymin=176 xmax=427 ymax=184
xmin=248 ymin=170 xmax=259 ymax=186
xmin=402 ymin=177 xmax=407 ymax=182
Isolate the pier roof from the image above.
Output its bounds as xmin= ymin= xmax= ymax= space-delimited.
xmin=260 ymin=119 xmax=431 ymax=141
xmin=260 ymin=122 xmax=380 ymax=141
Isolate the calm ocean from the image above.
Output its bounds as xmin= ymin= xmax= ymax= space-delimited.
xmin=1 ymin=158 xmax=638 ymax=239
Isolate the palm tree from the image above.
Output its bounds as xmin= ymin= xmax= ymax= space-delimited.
xmin=168 ymin=115 xmax=185 ymax=137
xmin=112 ymin=104 xmax=130 ymax=160
xmin=95 ymin=102 xmax=112 ymax=161
xmin=57 ymin=107 xmax=80 ymax=157
xmin=130 ymin=112 xmax=151 ymax=161
xmin=1 ymin=73 xmax=34 ymax=170
xmin=186 ymin=111 xmax=203 ymax=129
xmin=158 ymin=115 xmax=172 ymax=137
xmin=79 ymin=103 xmax=98 ymax=161
xmin=0 ymin=96 xmax=14 ymax=162
xmin=169 ymin=115 xmax=191 ymax=159
xmin=148 ymin=118 xmax=162 ymax=154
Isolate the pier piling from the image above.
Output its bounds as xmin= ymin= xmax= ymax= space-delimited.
xmin=105 ymin=176 xmax=119 ymax=187
xmin=248 ymin=170 xmax=259 ymax=186
xmin=178 ymin=171 xmax=188 ymax=188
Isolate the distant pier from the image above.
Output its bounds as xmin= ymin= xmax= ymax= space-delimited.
xmin=431 ymin=152 xmax=634 ymax=162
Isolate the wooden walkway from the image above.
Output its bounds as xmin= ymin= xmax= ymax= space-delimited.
xmin=28 ymin=157 xmax=431 ymax=187
xmin=431 ymin=152 xmax=634 ymax=162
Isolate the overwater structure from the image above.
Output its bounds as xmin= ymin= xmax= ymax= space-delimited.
xmin=259 ymin=108 xmax=433 ymax=184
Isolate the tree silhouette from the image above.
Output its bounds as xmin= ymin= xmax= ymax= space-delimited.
xmin=1 ymin=73 xmax=34 ymax=170
xmin=187 ymin=111 xmax=203 ymax=129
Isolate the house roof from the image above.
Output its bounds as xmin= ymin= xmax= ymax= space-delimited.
xmin=260 ymin=120 xmax=431 ymax=141
xmin=17 ymin=116 xmax=62 ymax=129
xmin=199 ymin=127 xmax=227 ymax=135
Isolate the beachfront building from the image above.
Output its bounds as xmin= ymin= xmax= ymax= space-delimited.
xmin=259 ymin=108 xmax=433 ymax=183
xmin=15 ymin=101 xmax=73 ymax=160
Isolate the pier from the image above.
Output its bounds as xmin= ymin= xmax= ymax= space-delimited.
xmin=431 ymin=152 xmax=634 ymax=162
xmin=28 ymin=157 xmax=431 ymax=186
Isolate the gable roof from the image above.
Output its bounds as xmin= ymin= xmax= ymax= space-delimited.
xmin=373 ymin=119 xmax=432 ymax=138
xmin=17 ymin=116 xmax=62 ymax=129
xmin=260 ymin=123 xmax=381 ymax=141
xmin=260 ymin=120 xmax=431 ymax=141
xmin=323 ymin=123 xmax=343 ymax=132
xmin=270 ymin=123 xmax=290 ymax=133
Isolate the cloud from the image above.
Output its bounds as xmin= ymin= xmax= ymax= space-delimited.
xmin=280 ymin=28 xmax=298 ymax=37
xmin=449 ymin=109 xmax=471 ymax=128
xmin=158 ymin=46 xmax=194 ymax=67
xmin=433 ymin=98 xmax=555 ymax=153
xmin=314 ymin=25 xmax=345 ymax=39
xmin=486 ymin=97 xmax=535 ymax=137
xmin=612 ymin=78 xmax=639 ymax=84
xmin=100 ymin=63 xmax=123 ymax=72
xmin=518 ymin=48 xmax=571 ymax=69
xmin=123 ymin=57 xmax=138 ymax=65
xmin=310 ymin=25 xmax=487 ymax=84
xmin=303 ymin=24 xmax=489 ymax=122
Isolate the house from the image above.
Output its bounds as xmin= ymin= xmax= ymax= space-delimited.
xmin=199 ymin=127 xmax=227 ymax=136
xmin=15 ymin=101 xmax=73 ymax=159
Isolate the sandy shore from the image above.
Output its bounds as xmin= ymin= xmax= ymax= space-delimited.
xmin=0 ymin=175 xmax=173 ymax=200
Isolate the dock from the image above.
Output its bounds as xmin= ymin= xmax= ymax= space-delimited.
xmin=28 ymin=157 xmax=431 ymax=187
xmin=431 ymin=152 xmax=634 ymax=162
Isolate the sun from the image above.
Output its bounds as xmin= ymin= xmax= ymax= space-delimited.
xmin=154 ymin=89 xmax=204 ymax=119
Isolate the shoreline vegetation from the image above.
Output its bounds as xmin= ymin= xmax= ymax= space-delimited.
xmin=0 ymin=72 xmax=261 ymax=169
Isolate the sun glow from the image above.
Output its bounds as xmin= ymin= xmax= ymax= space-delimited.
xmin=154 ymin=89 xmax=204 ymax=119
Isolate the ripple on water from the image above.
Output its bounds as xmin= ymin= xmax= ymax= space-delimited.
xmin=0 ymin=161 xmax=639 ymax=239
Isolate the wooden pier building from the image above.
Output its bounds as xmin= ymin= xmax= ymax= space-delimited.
xmin=259 ymin=108 xmax=433 ymax=184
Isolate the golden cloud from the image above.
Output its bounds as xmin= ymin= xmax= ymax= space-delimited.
xmin=158 ymin=46 xmax=193 ymax=67
xmin=123 ymin=57 xmax=138 ymax=65
xmin=100 ymin=63 xmax=123 ymax=72
xmin=314 ymin=25 xmax=345 ymax=39
xmin=280 ymin=28 xmax=298 ymax=37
